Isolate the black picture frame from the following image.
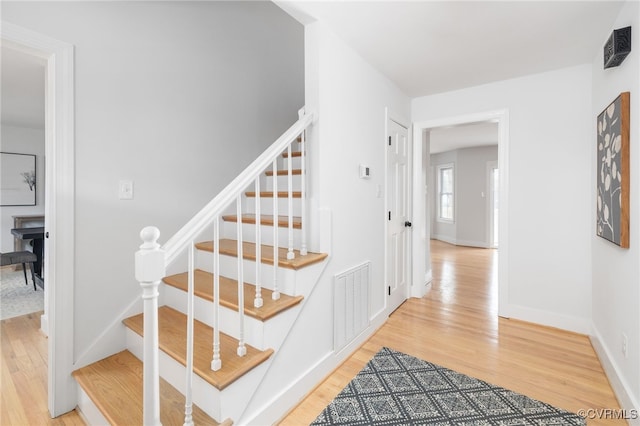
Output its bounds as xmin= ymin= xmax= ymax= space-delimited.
xmin=0 ymin=152 xmax=37 ymax=206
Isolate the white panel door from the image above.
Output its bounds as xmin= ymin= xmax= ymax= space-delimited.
xmin=386 ymin=119 xmax=410 ymax=313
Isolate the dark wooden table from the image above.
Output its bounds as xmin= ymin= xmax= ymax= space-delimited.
xmin=11 ymin=226 xmax=45 ymax=289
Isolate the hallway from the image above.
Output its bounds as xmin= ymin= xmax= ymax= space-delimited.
xmin=282 ymin=241 xmax=622 ymax=425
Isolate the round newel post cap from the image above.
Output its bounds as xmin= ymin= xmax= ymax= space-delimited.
xmin=140 ymin=226 xmax=161 ymax=249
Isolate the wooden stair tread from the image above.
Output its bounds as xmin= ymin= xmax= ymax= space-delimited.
xmin=282 ymin=151 xmax=302 ymax=158
xmin=245 ymin=191 xmax=301 ymax=198
xmin=163 ymin=269 xmax=303 ymax=321
xmin=72 ymin=350 xmax=229 ymax=425
xmin=222 ymin=213 xmax=302 ymax=229
xmin=196 ymin=239 xmax=328 ymax=270
xmin=123 ymin=306 xmax=273 ymax=390
xmin=265 ymin=169 xmax=302 ymax=176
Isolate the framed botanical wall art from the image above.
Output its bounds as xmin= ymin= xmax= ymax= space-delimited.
xmin=1 ymin=152 xmax=37 ymax=206
xmin=596 ymin=92 xmax=630 ymax=248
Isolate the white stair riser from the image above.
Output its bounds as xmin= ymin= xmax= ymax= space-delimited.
xmin=243 ymin=196 xmax=302 ymax=217
xmin=221 ymin=221 xmax=302 ymax=248
xmin=163 ymin=284 xmax=301 ymax=351
xmin=196 ymin=251 xmax=299 ymax=295
xmin=77 ymin=387 xmax=111 ymax=426
xmin=126 ymin=328 xmax=272 ymax=423
xmin=163 ymin=284 xmax=267 ymax=350
xmin=264 ymin=174 xmax=302 ymax=192
xmin=278 ymin=155 xmax=302 ymax=170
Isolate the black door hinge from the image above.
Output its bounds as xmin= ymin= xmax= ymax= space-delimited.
xmin=388 ymin=286 xmax=391 ymax=296
xmin=388 ymin=136 xmax=391 ymax=146
xmin=388 ymin=211 xmax=391 ymax=221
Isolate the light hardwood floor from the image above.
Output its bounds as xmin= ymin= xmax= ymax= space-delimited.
xmin=1 ymin=311 xmax=85 ymax=425
xmin=280 ymin=240 xmax=623 ymax=425
xmin=1 ymin=241 xmax=622 ymax=425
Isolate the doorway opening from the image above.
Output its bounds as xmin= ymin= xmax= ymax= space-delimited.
xmin=488 ymin=160 xmax=499 ymax=248
xmin=1 ymin=22 xmax=76 ymax=417
xmin=412 ymin=110 xmax=509 ymax=317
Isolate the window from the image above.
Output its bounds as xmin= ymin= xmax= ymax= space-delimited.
xmin=437 ymin=164 xmax=454 ymax=221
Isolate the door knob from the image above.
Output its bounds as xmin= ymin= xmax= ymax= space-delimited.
xmin=404 ymin=221 xmax=412 ymax=227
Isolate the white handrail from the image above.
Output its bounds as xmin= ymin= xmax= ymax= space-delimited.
xmin=163 ymin=110 xmax=314 ymax=264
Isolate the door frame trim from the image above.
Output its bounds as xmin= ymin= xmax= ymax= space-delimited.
xmin=1 ymin=22 xmax=77 ymax=416
xmin=413 ymin=109 xmax=509 ymax=317
xmin=384 ymin=107 xmax=411 ymax=315
xmin=487 ymin=160 xmax=499 ymax=249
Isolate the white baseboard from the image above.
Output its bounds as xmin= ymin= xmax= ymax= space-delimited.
xmin=410 ymin=269 xmax=432 ymax=298
xmin=591 ymin=325 xmax=640 ymax=425
xmin=432 ymin=235 xmax=488 ymax=248
xmin=505 ymin=303 xmax=590 ymax=335
xmin=432 ymin=234 xmax=456 ymax=245
xmin=40 ymin=313 xmax=49 ymax=336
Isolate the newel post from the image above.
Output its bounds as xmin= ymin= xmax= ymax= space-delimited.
xmin=135 ymin=226 xmax=165 ymax=426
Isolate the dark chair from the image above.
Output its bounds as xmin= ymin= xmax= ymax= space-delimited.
xmin=1 ymin=251 xmax=38 ymax=290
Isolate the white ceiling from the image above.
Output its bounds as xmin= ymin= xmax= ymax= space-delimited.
xmin=429 ymin=121 xmax=498 ymax=154
xmin=1 ymin=1 xmax=625 ymax=135
xmin=1 ymin=46 xmax=46 ymax=129
xmin=282 ymin=0 xmax=625 ymax=97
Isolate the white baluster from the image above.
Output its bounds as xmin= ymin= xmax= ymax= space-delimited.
xmin=236 ymin=195 xmax=247 ymax=357
xmin=254 ymin=178 xmax=263 ymax=308
xmin=183 ymin=243 xmax=195 ymax=426
xmin=211 ymin=217 xmax=222 ymax=371
xmin=135 ymin=226 xmax=164 ymax=426
xmin=300 ymin=128 xmax=308 ymax=256
xmin=287 ymin=144 xmax=295 ymax=260
xmin=272 ymin=159 xmax=280 ymax=300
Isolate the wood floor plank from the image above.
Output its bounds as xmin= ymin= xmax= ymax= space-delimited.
xmin=163 ymin=269 xmax=304 ymax=321
xmin=123 ymin=306 xmax=273 ymax=390
xmin=222 ymin=213 xmax=302 ymax=229
xmin=279 ymin=241 xmax=622 ymax=426
xmin=265 ymin=169 xmax=302 ymax=176
xmin=196 ymin=239 xmax=328 ymax=270
xmin=1 ymin=311 xmax=86 ymax=425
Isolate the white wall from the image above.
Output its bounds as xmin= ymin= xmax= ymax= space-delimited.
xmin=590 ymin=0 xmax=639 ymax=416
xmin=0 ymin=125 xmax=45 ymax=252
xmin=240 ymin=20 xmax=411 ymax=423
xmin=2 ymin=1 xmax=304 ymax=361
xmin=431 ymin=145 xmax=498 ymax=248
xmin=413 ymin=64 xmax=593 ymax=333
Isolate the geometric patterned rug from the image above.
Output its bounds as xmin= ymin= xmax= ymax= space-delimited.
xmin=1 ymin=267 xmax=44 ymax=320
xmin=312 ymin=347 xmax=586 ymax=425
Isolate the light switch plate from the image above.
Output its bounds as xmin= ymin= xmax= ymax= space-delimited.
xmin=119 ymin=180 xmax=134 ymax=200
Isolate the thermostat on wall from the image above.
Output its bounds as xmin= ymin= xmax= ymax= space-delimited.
xmin=359 ymin=165 xmax=371 ymax=179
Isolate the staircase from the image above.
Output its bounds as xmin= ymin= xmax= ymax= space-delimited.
xmin=72 ymin=109 xmax=328 ymax=425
